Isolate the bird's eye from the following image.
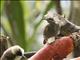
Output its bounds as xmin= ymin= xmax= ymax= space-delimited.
xmin=16 ymin=49 xmax=22 ymax=56
xmin=47 ymin=18 xmax=53 ymax=21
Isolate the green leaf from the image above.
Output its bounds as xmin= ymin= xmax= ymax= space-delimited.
xmin=35 ymin=1 xmax=56 ymax=30
xmin=5 ymin=1 xmax=26 ymax=51
xmin=0 ymin=1 xmax=4 ymax=17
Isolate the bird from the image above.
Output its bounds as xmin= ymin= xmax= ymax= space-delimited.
xmin=43 ymin=12 xmax=80 ymax=44
xmin=43 ymin=12 xmax=62 ymax=44
xmin=1 ymin=45 xmax=25 ymax=60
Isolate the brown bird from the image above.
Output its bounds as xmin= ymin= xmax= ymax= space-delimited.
xmin=43 ymin=13 xmax=61 ymax=44
xmin=43 ymin=12 xmax=80 ymax=44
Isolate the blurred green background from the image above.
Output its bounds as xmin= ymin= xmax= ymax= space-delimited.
xmin=0 ymin=1 xmax=80 ymax=58
xmin=1 ymin=1 xmax=57 ymax=51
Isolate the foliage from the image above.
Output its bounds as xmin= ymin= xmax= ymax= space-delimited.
xmin=1 ymin=1 xmax=56 ymax=51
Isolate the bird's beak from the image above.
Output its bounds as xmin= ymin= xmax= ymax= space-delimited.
xmin=42 ymin=16 xmax=46 ymax=20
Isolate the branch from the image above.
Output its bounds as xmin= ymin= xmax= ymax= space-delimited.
xmin=28 ymin=36 xmax=74 ymax=60
xmin=28 ymin=32 xmax=80 ymax=60
xmin=24 ymin=51 xmax=36 ymax=58
xmin=55 ymin=0 xmax=62 ymax=15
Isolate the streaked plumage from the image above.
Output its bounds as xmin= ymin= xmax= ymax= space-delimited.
xmin=1 ymin=45 xmax=24 ymax=60
xmin=43 ymin=12 xmax=80 ymax=44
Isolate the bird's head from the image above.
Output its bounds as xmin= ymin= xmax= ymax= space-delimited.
xmin=43 ymin=12 xmax=66 ymax=26
xmin=43 ymin=12 xmax=55 ymax=24
xmin=11 ymin=45 xmax=24 ymax=56
xmin=1 ymin=45 xmax=25 ymax=60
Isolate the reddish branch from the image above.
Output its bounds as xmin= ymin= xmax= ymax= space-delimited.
xmin=28 ymin=36 xmax=74 ymax=60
